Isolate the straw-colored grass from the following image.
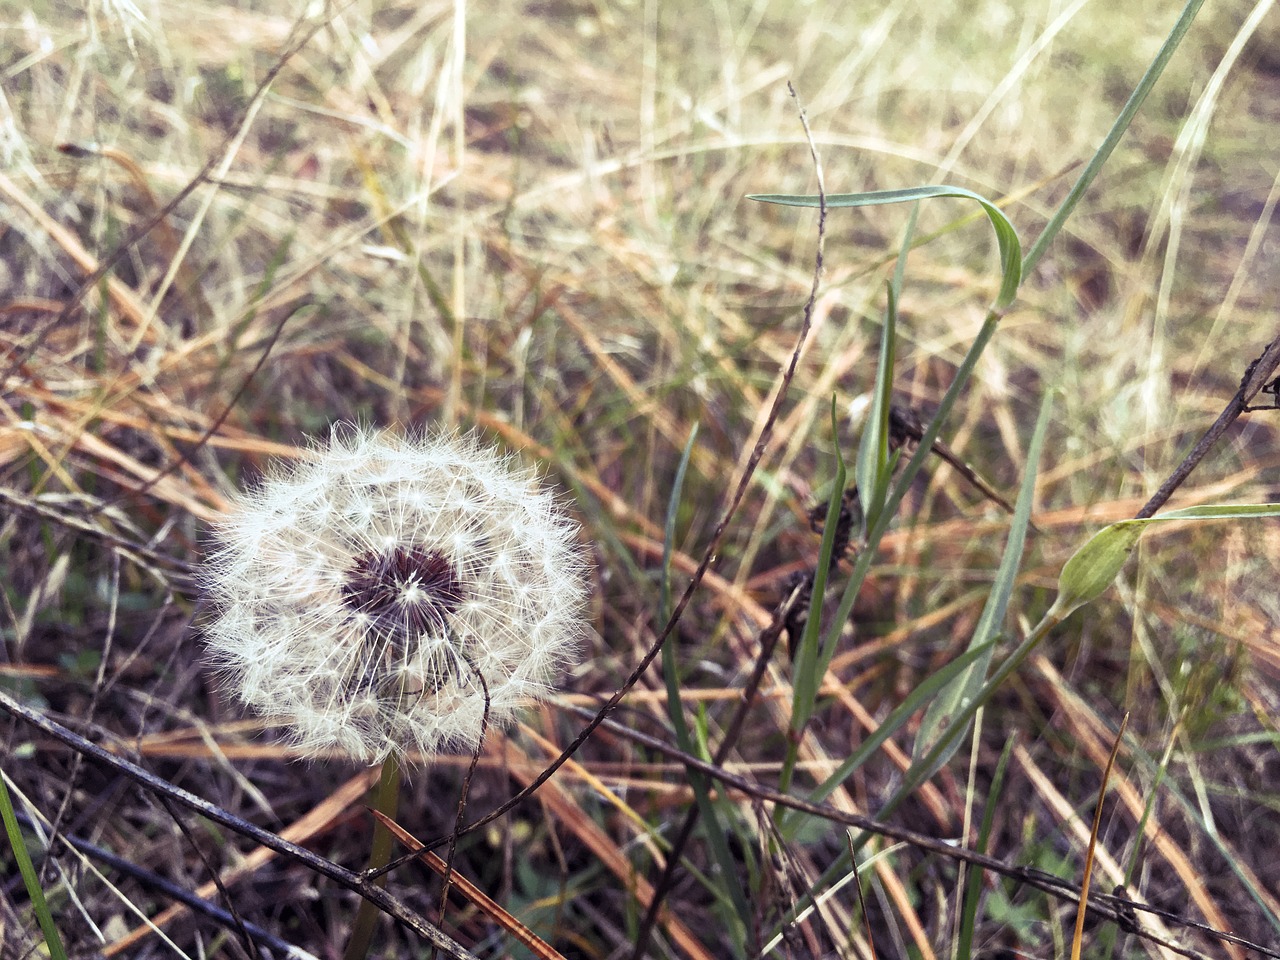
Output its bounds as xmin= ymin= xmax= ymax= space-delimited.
xmin=3 ymin=1 xmax=1278 ymax=958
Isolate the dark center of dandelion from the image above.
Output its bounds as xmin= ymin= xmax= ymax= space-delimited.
xmin=341 ymin=545 xmax=466 ymax=639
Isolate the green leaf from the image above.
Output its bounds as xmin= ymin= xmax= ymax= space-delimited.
xmin=856 ymin=283 xmax=898 ymax=538
xmin=1021 ymin=0 xmax=1209 ymax=275
xmin=1152 ymin=502 xmax=1280 ymax=521
xmin=748 ymin=185 xmax=1022 ymax=308
xmin=957 ymin=736 xmax=1016 ymax=960
xmin=911 ymin=389 xmax=1052 ymax=767
xmin=659 ymin=425 xmax=752 ymax=938
xmin=1 ymin=771 xmax=69 ymax=960
xmin=798 ymin=634 xmax=999 ymax=814
xmin=785 ymin=401 xmax=848 ymax=741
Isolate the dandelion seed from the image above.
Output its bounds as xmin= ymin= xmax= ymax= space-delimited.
xmin=202 ymin=427 xmax=590 ymax=762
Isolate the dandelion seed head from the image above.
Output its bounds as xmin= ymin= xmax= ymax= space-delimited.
xmin=202 ymin=427 xmax=591 ymax=762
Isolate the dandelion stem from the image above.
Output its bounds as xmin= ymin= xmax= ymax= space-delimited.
xmin=344 ymin=757 xmax=404 ymax=960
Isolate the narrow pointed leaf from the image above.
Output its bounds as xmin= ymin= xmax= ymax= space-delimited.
xmin=912 ymin=390 xmax=1052 ymax=766
xmin=1 ymin=773 xmax=69 ymax=960
xmin=856 ymin=283 xmax=897 ymax=535
xmin=749 ymin=185 xmax=1022 ymax=307
xmin=660 ymin=426 xmax=753 ymax=932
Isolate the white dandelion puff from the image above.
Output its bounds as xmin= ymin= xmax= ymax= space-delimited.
xmin=201 ymin=427 xmax=591 ymax=763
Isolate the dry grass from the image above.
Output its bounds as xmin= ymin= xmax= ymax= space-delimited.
xmin=2 ymin=1 xmax=1279 ymax=958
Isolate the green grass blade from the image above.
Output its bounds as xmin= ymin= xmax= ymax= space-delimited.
xmin=659 ymin=424 xmax=698 ymax=624
xmin=1 ymin=769 xmax=69 ymax=960
xmin=1021 ymin=0 xmax=1208 ymax=275
xmin=956 ymin=736 xmax=1016 ymax=960
xmin=780 ymin=400 xmax=848 ymax=795
xmin=1152 ymin=502 xmax=1280 ymax=521
xmin=787 ymin=211 xmax=914 ymax=773
xmin=1121 ymin=733 xmax=1280 ymax=937
xmin=804 ymin=393 xmax=1052 ymax=861
xmin=795 ymin=635 xmax=999 ymax=816
xmin=856 ymin=281 xmax=898 ymax=539
xmin=213 ymin=231 xmax=296 ymax=390
xmin=659 ymin=425 xmax=752 ymax=939
xmin=912 ymin=389 xmax=1053 ymax=768
xmin=856 ymin=202 xmax=916 ymax=543
xmin=839 ymin=616 xmax=1058 ymax=865
xmin=749 ymin=186 xmax=1022 ymax=308
xmin=819 ymin=311 xmax=1002 ymax=682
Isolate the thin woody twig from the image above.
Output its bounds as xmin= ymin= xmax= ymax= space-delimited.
xmin=7 ymin=684 xmax=1271 ymax=960
xmin=0 ymin=690 xmax=475 ymax=960
xmin=564 ymin=705 xmax=1279 ymax=960
xmin=629 ymin=80 xmax=830 ymax=960
xmin=1135 ymin=333 xmax=1280 ymax=519
xmin=888 ymin=402 xmax=1018 ymax=515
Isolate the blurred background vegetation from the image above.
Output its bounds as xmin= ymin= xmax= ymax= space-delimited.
xmin=2 ymin=0 xmax=1278 ymax=957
